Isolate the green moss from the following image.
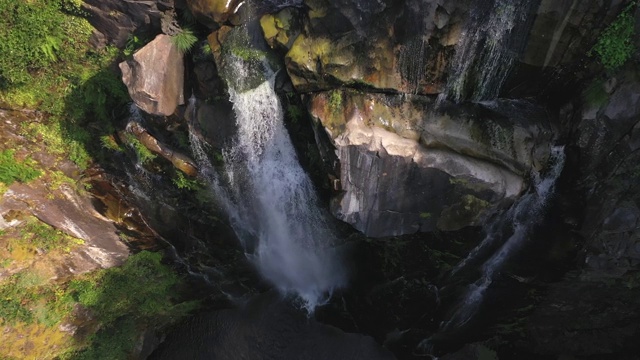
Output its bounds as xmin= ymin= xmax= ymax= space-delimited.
xmin=329 ymin=90 xmax=343 ymax=115
xmin=0 ymin=0 xmax=130 ymax=170
xmin=231 ymin=47 xmax=268 ymax=61
xmin=99 ymin=135 xmax=124 ymax=152
xmin=590 ymin=1 xmax=637 ymax=70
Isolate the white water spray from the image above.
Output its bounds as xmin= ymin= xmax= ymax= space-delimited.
xmin=189 ymin=63 xmax=346 ymax=311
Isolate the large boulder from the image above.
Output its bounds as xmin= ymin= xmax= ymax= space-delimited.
xmin=308 ymin=90 xmax=552 ymax=237
xmin=120 ymin=34 xmax=185 ymax=116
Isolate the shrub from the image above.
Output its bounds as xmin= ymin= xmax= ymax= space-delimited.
xmin=591 ymin=1 xmax=637 ymax=70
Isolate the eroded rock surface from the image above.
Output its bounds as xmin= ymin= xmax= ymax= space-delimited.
xmin=309 ymin=91 xmax=552 ymax=236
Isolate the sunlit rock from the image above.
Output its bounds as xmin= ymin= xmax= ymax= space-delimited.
xmin=119 ymin=34 xmax=185 ymax=116
xmin=309 ymin=91 xmax=553 ymax=236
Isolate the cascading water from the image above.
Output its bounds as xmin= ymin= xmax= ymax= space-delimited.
xmin=439 ymin=0 xmax=537 ymax=103
xmin=188 ymin=58 xmax=346 ymax=312
xmin=420 ymin=146 xmax=565 ymax=350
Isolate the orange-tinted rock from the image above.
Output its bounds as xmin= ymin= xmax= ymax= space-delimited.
xmin=187 ymin=0 xmax=243 ymax=28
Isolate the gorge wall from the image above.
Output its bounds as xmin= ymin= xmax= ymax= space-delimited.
xmin=51 ymin=0 xmax=640 ymax=358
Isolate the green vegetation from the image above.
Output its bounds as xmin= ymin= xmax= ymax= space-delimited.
xmin=590 ymin=1 xmax=637 ymax=70
xmin=0 ymin=150 xmax=42 ymax=185
xmin=231 ymin=47 xmax=268 ymax=62
xmin=123 ymin=34 xmax=147 ymax=58
xmin=100 ymin=135 xmax=124 ymax=153
xmin=19 ymin=217 xmax=84 ymax=253
xmin=172 ymin=171 xmax=202 ymax=191
xmin=124 ymin=134 xmax=157 ymax=164
xmin=172 ymin=27 xmax=199 ymax=54
xmin=287 ymin=104 xmax=304 ymax=124
xmin=69 ymin=251 xmax=198 ymax=359
xmin=329 ymin=90 xmax=343 ymax=115
xmin=21 ymin=121 xmax=92 ymax=170
xmin=0 ymin=0 xmax=130 ymax=169
xmin=0 ymin=251 xmax=197 ymax=359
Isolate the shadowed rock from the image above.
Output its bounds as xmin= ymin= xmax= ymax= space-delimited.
xmin=150 ymin=292 xmax=396 ymax=360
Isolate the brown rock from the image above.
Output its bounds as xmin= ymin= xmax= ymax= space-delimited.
xmin=207 ymin=26 xmax=233 ymax=64
xmin=187 ymin=0 xmax=243 ymax=28
xmin=119 ymin=34 xmax=185 ymax=116
xmin=127 ymin=122 xmax=198 ymax=176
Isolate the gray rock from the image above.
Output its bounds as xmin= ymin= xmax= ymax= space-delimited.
xmin=309 ymin=91 xmax=552 ymax=237
xmin=82 ymin=0 xmax=174 ymax=48
xmin=120 ymin=34 xmax=185 ymax=116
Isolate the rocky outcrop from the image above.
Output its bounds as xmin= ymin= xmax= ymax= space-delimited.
xmin=524 ymin=69 xmax=640 ymax=358
xmin=522 ymin=0 xmax=625 ymax=68
xmin=284 ymin=0 xmax=626 ymax=98
xmin=82 ymin=0 xmax=175 ymax=48
xmin=309 ymin=90 xmax=552 ymax=236
xmin=120 ymin=34 xmax=185 ymax=116
xmin=0 ymin=109 xmax=129 ymax=277
xmin=260 ymin=8 xmax=301 ymax=50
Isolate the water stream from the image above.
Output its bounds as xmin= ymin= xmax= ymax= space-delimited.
xmin=188 ymin=59 xmax=346 ymax=312
xmin=439 ymin=0 xmax=537 ymax=103
xmin=419 ymin=146 xmax=565 ymax=351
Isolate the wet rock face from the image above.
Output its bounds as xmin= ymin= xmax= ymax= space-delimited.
xmin=284 ymin=0 xmax=626 ymax=98
xmin=309 ymin=91 xmax=552 ymax=237
xmin=522 ymin=0 xmax=625 ymax=68
xmin=524 ymin=70 xmax=640 ymax=358
xmin=120 ymin=34 xmax=185 ymax=116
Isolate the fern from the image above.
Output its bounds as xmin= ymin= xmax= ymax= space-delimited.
xmin=40 ymin=36 xmax=62 ymax=62
xmin=171 ymin=28 xmax=198 ymax=54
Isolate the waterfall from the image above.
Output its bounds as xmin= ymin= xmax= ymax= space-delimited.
xmin=440 ymin=0 xmax=536 ymax=103
xmin=188 ymin=62 xmax=346 ymax=312
xmin=420 ymin=146 xmax=565 ymax=348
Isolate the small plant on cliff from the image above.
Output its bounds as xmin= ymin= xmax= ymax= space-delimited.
xmin=172 ymin=27 xmax=198 ymax=54
xmin=590 ymin=1 xmax=637 ymax=70
xmin=329 ymin=90 xmax=343 ymax=115
xmin=0 ymin=150 xmax=42 ymax=186
xmin=124 ymin=133 xmax=157 ymax=165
